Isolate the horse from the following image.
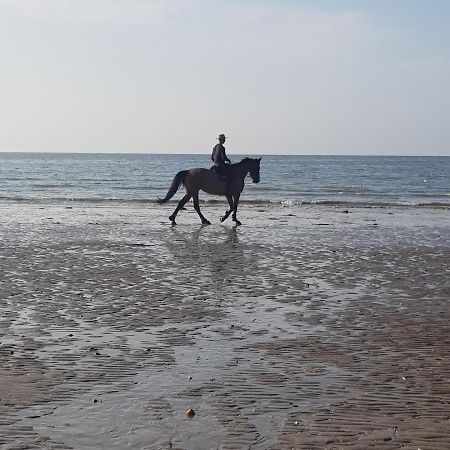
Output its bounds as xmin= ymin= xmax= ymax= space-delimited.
xmin=157 ymin=157 xmax=261 ymax=226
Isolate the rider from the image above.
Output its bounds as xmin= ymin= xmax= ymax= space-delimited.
xmin=211 ymin=134 xmax=232 ymax=193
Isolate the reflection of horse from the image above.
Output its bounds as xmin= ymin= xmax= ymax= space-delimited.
xmin=157 ymin=158 xmax=261 ymax=226
xmin=167 ymin=225 xmax=247 ymax=287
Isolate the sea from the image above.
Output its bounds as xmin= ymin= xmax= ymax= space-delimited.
xmin=0 ymin=153 xmax=449 ymax=209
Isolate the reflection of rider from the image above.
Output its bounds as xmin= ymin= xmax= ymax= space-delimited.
xmin=211 ymin=133 xmax=232 ymax=193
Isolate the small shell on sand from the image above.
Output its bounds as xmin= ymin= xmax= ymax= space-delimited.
xmin=185 ymin=408 xmax=195 ymax=418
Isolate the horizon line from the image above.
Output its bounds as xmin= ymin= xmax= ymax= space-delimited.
xmin=0 ymin=151 xmax=449 ymax=157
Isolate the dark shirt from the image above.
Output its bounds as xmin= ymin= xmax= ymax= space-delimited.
xmin=211 ymin=143 xmax=231 ymax=167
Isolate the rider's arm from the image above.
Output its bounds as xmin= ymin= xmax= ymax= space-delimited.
xmin=222 ymin=148 xmax=231 ymax=164
xmin=211 ymin=146 xmax=218 ymax=163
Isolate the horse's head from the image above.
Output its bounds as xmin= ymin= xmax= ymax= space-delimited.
xmin=246 ymin=157 xmax=261 ymax=184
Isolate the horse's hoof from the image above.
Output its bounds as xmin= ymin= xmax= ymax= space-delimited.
xmin=233 ymin=220 xmax=242 ymax=226
xmin=202 ymin=220 xmax=211 ymax=225
xmin=220 ymin=216 xmax=226 ymax=222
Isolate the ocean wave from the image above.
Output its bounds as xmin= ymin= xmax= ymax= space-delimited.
xmin=1 ymin=195 xmax=449 ymax=210
xmin=111 ymin=185 xmax=161 ymax=191
xmin=31 ymin=183 xmax=75 ymax=188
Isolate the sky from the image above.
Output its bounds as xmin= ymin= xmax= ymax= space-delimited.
xmin=0 ymin=0 xmax=449 ymax=155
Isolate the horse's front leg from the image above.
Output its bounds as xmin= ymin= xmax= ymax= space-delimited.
xmin=220 ymin=195 xmax=234 ymax=222
xmin=232 ymin=193 xmax=242 ymax=226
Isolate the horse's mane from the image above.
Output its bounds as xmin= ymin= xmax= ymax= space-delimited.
xmin=232 ymin=157 xmax=254 ymax=167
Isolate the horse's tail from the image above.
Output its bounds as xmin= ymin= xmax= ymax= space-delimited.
xmin=157 ymin=170 xmax=189 ymax=204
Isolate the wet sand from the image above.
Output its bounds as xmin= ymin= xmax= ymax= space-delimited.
xmin=1 ymin=202 xmax=449 ymax=449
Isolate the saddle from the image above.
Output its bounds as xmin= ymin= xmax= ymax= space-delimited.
xmin=210 ymin=166 xmax=227 ymax=183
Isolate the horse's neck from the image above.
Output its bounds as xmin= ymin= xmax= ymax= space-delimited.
xmin=231 ymin=162 xmax=249 ymax=179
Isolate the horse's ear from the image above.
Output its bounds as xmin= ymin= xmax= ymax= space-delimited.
xmin=258 ymin=157 xmax=261 ymax=161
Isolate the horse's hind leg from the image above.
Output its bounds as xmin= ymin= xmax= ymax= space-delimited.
xmin=193 ymin=192 xmax=210 ymax=225
xmin=220 ymin=195 xmax=234 ymax=223
xmin=169 ymin=194 xmax=191 ymax=226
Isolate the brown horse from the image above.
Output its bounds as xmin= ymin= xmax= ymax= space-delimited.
xmin=157 ymin=157 xmax=261 ymax=226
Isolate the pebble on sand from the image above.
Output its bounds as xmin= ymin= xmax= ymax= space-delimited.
xmin=185 ymin=408 xmax=195 ymax=418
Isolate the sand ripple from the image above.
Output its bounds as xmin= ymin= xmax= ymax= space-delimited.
xmin=0 ymin=203 xmax=449 ymax=449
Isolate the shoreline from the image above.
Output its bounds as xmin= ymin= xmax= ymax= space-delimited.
xmin=1 ymin=198 xmax=450 ymax=210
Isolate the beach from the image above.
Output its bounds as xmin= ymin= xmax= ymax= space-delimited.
xmin=0 ymin=201 xmax=449 ymax=449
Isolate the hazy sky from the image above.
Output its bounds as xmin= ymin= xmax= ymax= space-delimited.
xmin=0 ymin=0 xmax=449 ymax=155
